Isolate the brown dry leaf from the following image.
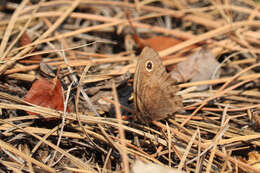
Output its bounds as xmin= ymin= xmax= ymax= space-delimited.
xmin=19 ymin=32 xmax=42 ymax=63
xmin=126 ymin=13 xmax=182 ymax=52
xmin=247 ymin=151 xmax=260 ymax=170
xmin=144 ymin=36 xmax=182 ymax=52
xmin=131 ymin=160 xmax=185 ymax=173
xmin=24 ymin=77 xmax=69 ymax=115
xmin=170 ymin=48 xmax=220 ymax=90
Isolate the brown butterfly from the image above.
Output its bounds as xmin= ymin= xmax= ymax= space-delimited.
xmin=133 ymin=47 xmax=183 ymax=122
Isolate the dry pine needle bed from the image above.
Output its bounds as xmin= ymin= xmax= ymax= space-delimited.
xmin=0 ymin=0 xmax=260 ymax=173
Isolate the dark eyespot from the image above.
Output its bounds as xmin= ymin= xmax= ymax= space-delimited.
xmin=145 ymin=61 xmax=153 ymax=72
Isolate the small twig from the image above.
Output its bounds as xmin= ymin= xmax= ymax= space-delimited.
xmin=111 ymin=80 xmax=129 ymax=173
xmin=181 ymin=79 xmax=251 ymax=127
xmin=49 ymin=82 xmax=73 ymax=167
xmin=186 ymin=120 xmax=229 ymax=165
xmin=178 ymin=129 xmax=198 ymax=171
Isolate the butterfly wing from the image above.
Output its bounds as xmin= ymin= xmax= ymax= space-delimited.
xmin=141 ymin=65 xmax=183 ymax=120
xmin=134 ymin=47 xmax=183 ymax=121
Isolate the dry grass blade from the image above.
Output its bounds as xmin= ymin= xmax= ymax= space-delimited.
xmin=0 ymin=119 xmax=95 ymax=171
xmin=0 ymin=0 xmax=29 ymax=57
xmin=1 ymin=0 xmax=260 ymax=172
xmin=160 ymin=20 xmax=260 ymax=57
xmin=112 ymin=80 xmax=129 ymax=173
xmin=0 ymin=0 xmax=81 ymax=75
xmin=0 ymin=139 xmax=55 ymax=172
xmin=178 ymin=128 xmax=198 ymax=171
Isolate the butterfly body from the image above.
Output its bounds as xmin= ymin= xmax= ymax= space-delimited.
xmin=134 ymin=47 xmax=183 ymax=121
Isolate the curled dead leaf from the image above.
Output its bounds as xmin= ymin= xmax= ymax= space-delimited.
xmin=19 ymin=32 xmax=42 ymax=63
xmin=170 ymin=48 xmax=220 ymax=90
xmin=24 ymin=77 xmax=69 ymax=115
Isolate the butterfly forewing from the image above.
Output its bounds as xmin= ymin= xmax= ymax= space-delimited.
xmin=134 ymin=47 xmax=183 ymax=121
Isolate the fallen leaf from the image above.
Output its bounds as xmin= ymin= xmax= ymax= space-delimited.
xmin=170 ymin=48 xmax=220 ymax=90
xmin=19 ymin=32 xmax=42 ymax=63
xmin=24 ymin=77 xmax=69 ymax=115
xmin=126 ymin=12 xmax=183 ymax=52
xmin=144 ymin=36 xmax=182 ymax=52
